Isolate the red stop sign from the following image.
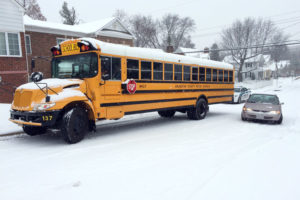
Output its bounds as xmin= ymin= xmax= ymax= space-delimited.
xmin=127 ymin=79 xmax=137 ymax=94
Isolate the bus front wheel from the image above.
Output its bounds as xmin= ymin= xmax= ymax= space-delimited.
xmin=61 ymin=107 xmax=88 ymax=144
xmin=187 ymin=98 xmax=207 ymax=120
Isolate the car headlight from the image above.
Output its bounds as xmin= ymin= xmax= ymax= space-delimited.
xmin=243 ymin=107 xmax=252 ymax=112
xmin=33 ymin=103 xmax=56 ymax=111
xmin=269 ymin=110 xmax=281 ymax=115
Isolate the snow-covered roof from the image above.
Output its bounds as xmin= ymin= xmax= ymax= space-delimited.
xmin=224 ymin=54 xmax=267 ymax=64
xmin=24 ymin=16 xmax=134 ymax=39
xmin=78 ymin=38 xmax=233 ymax=69
xmin=264 ymin=60 xmax=290 ymax=71
xmin=174 ymin=47 xmax=210 ymax=60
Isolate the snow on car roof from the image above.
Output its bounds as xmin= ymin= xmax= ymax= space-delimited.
xmin=79 ymin=37 xmax=233 ymax=70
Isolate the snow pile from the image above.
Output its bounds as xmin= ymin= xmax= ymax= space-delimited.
xmin=0 ymin=104 xmax=22 ymax=135
xmin=80 ymin=37 xmax=233 ymax=70
xmin=18 ymin=79 xmax=83 ymax=90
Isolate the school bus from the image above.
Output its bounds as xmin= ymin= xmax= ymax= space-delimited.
xmin=10 ymin=38 xmax=234 ymax=144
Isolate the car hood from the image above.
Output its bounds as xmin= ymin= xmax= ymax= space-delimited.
xmin=245 ymin=102 xmax=281 ymax=111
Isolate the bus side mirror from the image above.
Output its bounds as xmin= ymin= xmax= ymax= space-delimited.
xmin=102 ymin=74 xmax=110 ymax=81
xmin=30 ymin=72 xmax=43 ymax=82
xmin=31 ymin=59 xmax=35 ymax=69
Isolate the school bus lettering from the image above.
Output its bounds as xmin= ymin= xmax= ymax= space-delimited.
xmin=10 ymin=38 xmax=234 ymax=144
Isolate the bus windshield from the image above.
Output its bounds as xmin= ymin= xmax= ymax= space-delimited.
xmin=51 ymin=53 xmax=98 ymax=79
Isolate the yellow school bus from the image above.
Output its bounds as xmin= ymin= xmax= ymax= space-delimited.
xmin=10 ymin=38 xmax=234 ymax=144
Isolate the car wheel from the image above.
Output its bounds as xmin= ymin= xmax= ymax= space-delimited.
xmin=277 ymin=115 xmax=283 ymax=124
xmin=23 ymin=125 xmax=47 ymax=136
xmin=241 ymin=114 xmax=246 ymax=121
xmin=61 ymin=107 xmax=88 ymax=144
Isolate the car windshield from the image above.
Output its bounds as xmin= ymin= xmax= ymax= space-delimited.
xmin=247 ymin=94 xmax=279 ymax=105
xmin=234 ymin=88 xmax=241 ymax=92
xmin=51 ymin=53 xmax=98 ymax=79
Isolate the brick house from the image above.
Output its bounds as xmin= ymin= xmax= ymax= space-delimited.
xmin=0 ymin=0 xmax=28 ymax=103
xmin=24 ymin=16 xmax=134 ymax=79
xmin=0 ymin=0 xmax=134 ymax=103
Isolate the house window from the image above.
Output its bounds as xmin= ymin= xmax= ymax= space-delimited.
xmin=0 ymin=32 xmax=21 ymax=56
xmin=25 ymin=35 xmax=32 ymax=54
xmin=56 ymin=38 xmax=67 ymax=45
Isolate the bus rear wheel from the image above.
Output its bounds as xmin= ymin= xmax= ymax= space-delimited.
xmin=187 ymin=98 xmax=207 ymax=120
xmin=61 ymin=107 xmax=88 ymax=144
xmin=23 ymin=125 xmax=47 ymax=136
xmin=158 ymin=110 xmax=176 ymax=118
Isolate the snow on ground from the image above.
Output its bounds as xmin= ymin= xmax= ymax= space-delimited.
xmin=0 ymin=77 xmax=300 ymax=200
xmin=0 ymin=104 xmax=22 ymax=135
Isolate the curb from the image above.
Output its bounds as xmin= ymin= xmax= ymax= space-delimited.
xmin=0 ymin=131 xmax=23 ymax=137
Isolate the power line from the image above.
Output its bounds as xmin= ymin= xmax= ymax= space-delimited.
xmin=181 ymin=41 xmax=300 ymax=53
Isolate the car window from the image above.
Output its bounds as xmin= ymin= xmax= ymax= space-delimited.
xmin=247 ymin=94 xmax=279 ymax=105
xmin=234 ymin=88 xmax=241 ymax=92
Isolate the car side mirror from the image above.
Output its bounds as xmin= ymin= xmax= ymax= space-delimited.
xmin=280 ymin=102 xmax=284 ymax=105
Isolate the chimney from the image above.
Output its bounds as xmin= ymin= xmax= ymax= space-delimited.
xmin=166 ymin=45 xmax=174 ymax=53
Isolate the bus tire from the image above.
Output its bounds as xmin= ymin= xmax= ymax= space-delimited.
xmin=61 ymin=107 xmax=88 ymax=144
xmin=158 ymin=110 xmax=176 ymax=118
xmin=187 ymin=98 xmax=207 ymax=120
xmin=23 ymin=125 xmax=47 ymax=136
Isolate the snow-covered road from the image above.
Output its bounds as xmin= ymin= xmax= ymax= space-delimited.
xmin=1 ymin=78 xmax=300 ymax=200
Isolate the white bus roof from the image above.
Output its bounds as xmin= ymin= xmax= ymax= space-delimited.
xmin=78 ymin=37 xmax=233 ymax=70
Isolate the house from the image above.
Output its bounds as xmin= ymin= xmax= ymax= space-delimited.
xmin=24 ymin=16 xmax=134 ymax=79
xmin=0 ymin=0 xmax=27 ymax=103
xmin=223 ymin=54 xmax=274 ymax=80
xmin=174 ymin=47 xmax=210 ymax=60
xmin=0 ymin=0 xmax=134 ymax=103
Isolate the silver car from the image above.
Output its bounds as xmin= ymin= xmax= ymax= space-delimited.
xmin=241 ymin=93 xmax=283 ymax=124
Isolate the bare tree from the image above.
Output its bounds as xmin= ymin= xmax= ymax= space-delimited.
xmin=159 ymin=14 xmax=195 ymax=50
xmin=22 ymin=0 xmax=46 ymax=21
xmin=268 ymin=32 xmax=289 ymax=78
xmin=210 ymin=43 xmax=220 ymax=61
xmin=221 ymin=18 xmax=275 ymax=82
xmin=59 ymin=1 xmax=79 ymax=25
xmin=114 ymin=11 xmax=196 ymax=50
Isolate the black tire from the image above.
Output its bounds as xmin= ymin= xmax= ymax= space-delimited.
xmin=238 ymin=97 xmax=241 ymax=104
xmin=187 ymin=98 xmax=207 ymax=120
xmin=23 ymin=125 xmax=47 ymax=136
xmin=241 ymin=114 xmax=246 ymax=121
xmin=61 ymin=107 xmax=88 ymax=144
xmin=158 ymin=110 xmax=176 ymax=118
xmin=277 ymin=115 xmax=283 ymax=124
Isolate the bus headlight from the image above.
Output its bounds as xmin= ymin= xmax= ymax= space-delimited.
xmin=33 ymin=103 xmax=56 ymax=111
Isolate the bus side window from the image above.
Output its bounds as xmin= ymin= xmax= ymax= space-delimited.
xmin=164 ymin=63 xmax=173 ymax=80
xmin=141 ymin=61 xmax=151 ymax=80
xmin=218 ymin=70 xmax=223 ymax=82
xmin=100 ymin=56 xmax=111 ymax=80
xmin=192 ymin=67 xmax=198 ymax=81
xmin=213 ymin=69 xmax=218 ymax=82
xmin=153 ymin=62 xmax=163 ymax=80
xmin=206 ymin=68 xmax=212 ymax=82
xmin=199 ymin=67 xmax=205 ymax=81
xmin=112 ymin=57 xmax=121 ymax=80
xmin=229 ymin=71 xmax=233 ymax=82
xmin=127 ymin=59 xmax=139 ymax=79
xmin=184 ymin=66 xmax=190 ymax=81
xmin=174 ymin=64 xmax=182 ymax=81
xmin=224 ymin=70 xmax=228 ymax=82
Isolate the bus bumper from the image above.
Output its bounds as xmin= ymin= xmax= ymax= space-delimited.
xmin=10 ymin=110 xmax=60 ymax=127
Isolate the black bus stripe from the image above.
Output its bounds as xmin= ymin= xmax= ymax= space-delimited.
xmin=125 ymin=106 xmax=194 ymax=115
xmin=207 ymin=95 xmax=233 ymax=99
xmin=122 ymin=88 xmax=233 ymax=94
xmin=100 ymin=97 xmax=197 ymax=107
xmin=135 ymin=80 xmax=233 ymax=84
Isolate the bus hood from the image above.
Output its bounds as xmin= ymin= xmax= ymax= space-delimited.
xmin=12 ymin=79 xmax=87 ymax=111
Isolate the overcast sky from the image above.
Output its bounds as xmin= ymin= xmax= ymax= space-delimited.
xmin=38 ymin=0 xmax=300 ymax=50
